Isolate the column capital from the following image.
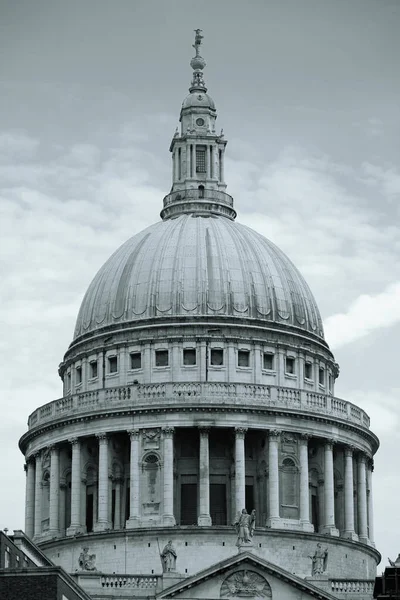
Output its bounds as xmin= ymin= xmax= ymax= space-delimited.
xmin=128 ymin=429 xmax=140 ymax=440
xmin=235 ymin=427 xmax=247 ymax=439
xmin=368 ymin=457 xmax=374 ymax=472
xmin=199 ymin=426 xmax=210 ymax=437
xmin=324 ymin=439 xmax=336 ymax=450
xmin=344 ymin=445 xmax=356 ymax=457
xmin=96 ymin=433 xmax=108 ymax=444
xmin=358 ymin=451 xmax=368 ymax=464
xmin=68 ymin=437 xmax=80 ymax=446
xmin=26 ymin=455 xmax=35 ymax=466
xmin=34 ymin=449 xmax=43 ymax=460
xmin=268 ymin=429 xmax=281 ymax=441
xmin=162 ymin=427 xmax=175 ymax=438
xmin=299 ymin=433 xmax=311 ymax=444
xmin=49 ymin=444 xmax=59 ymax=454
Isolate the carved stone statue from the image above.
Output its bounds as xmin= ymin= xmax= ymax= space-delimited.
xmin=388 ymin=553 xmax=400 ymax=567
xmin=309 ymin=543 xmax=328 ymax=575
xmin=234 ymin=509 xmax=256 ymax=546
xmin=193 ymin=29 xmax=203 ymax=55
xmin=161 ymin=540 xmax=177 ymax=572
xmin=78 ymin=547 xmax=97 ymax=571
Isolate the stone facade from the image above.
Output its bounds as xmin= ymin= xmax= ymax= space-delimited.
xmin=19 ymin=31 xmax=380 ymax=600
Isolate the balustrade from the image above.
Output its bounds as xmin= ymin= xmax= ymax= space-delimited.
xmin=27 ymin=383 xmax=371 ymax=431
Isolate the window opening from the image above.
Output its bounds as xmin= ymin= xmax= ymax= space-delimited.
xmin=198 ymin=185 xmax=205 ymax=198
xmin=108 ymin=356 xmax=118 ymax=373
xmin=183 ymin=348 xmax=196 ymax=366
xmin=90 ymin=360 xmax=98 ymax=378
xmin=196 ymin=146 xmax=206 ymax=173
xmin=285 ymin=357 xmax=295 ymax=375
xmin=155 ymin=350 xmax=169 ymax=367
xmin=319 ymin=367 xmax=325 ymax=386
xmin=238 ymin=350 xmax=250 ymax=368
xmin=210 ymin=348 xmax=224 ymax=366
xmin=130 ymin=352 xmax=142 ymax=370
xmin=76 ymin=366 xmax=82 ymax=384
xmin=263 ymin=353 xmax=274 ymax=370
xmin=305 ymin=362 xmax=312 ymax=379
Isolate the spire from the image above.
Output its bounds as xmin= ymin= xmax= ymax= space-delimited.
xmin=160 ymin=31 xmax=236 ymax=222
xmin=189 ymin=29 xmax=207 ymax=92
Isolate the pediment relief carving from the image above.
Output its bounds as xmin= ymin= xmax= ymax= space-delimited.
xmin=221 ymin=570 xmax=272 ymax=598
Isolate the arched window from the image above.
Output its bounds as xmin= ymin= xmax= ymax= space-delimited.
xmin=280 ymin=457 xmax=299 ymax=519
xmin=198 ymin=185 xmax=205 ymax=198
xmin=141 ymin=453 xmax=161 ymax=519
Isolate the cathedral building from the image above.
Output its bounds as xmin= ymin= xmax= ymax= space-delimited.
xmin=19 ymin=31 xmax=380 ymax=600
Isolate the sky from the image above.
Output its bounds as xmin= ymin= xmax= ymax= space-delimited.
xmin=1 ymin=0 xmax=399 ymax=567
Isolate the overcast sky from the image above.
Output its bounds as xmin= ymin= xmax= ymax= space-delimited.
xmin=1 ymin=0 xmax=399 ymax=566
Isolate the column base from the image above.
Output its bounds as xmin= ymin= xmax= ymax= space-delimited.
xmin=162 ymin=514 xmax=176 ymax=526
xmin=343 ymin=531 xmax=359 ymax=541
xmin=125 ymin=517 xmax=140 ymax=529
xmin=300 ymin=520 xmax=314 ymax=532
xmin=321 ymin=526 xmax=339 ymax=537
xmin=41 ymin=530 xmax=61 ymax=541
xmin=197 ymin=515 xmax=212 ymax=526
xmin=358 ymin=535 xmax=369 ymax=545
xmin=93 ymin=521 xmax=111 ymax=533
xmin=265 ymin=517 xmax=282 ymax=529
xmin=66 ymin=525 xmax=85 ymax=536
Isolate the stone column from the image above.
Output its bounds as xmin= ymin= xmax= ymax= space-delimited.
xmin=25 ymin=458 xmax=36 ymax=539
xmin=220 ymin=148 xmax=225 ymax=183
xmin=67 ymin=438 xmax=83 ymax=535
xmin=299 ymin=434 xmax=313 ymax=531
xmin=205 ymin=144 xmax=210 ymax=179
xmin=95 ymin=433 xmax=110 ymax=531
xmin=357 ymin=453 xmax=368 ymax=544
xmin=266 ymin=430 xmax=281 ymax=528
xmin=126 ymin=429 xmax=140 ymax=528
xmin=59 ymin=481 xmax=67 ymax=535
xmin=114 ymin=478 xmax=122 ymax=529
xmin=322 ymin=440 xmax=339 ymax=536
xmin=367 ymin=459 xmax=375 ymax=546
xmin=343 ymin=446 xmax=358 ymax=540
xmin=198 ymin=427 xmax=211 ymax=525
xmin=33 ymin=451 xmax=43 ymax=538
xmin=186 ymin=143 xmax=191 ymax=178
xmin=49 ymin=445 xmax=60 ymax=536
xmin=210 ymin=146 xmax=214 ymax=179
xmin=234 ymin=427 xmax=247 ymax=515
xmin=162 ymin=427 xmax=176 ymax=525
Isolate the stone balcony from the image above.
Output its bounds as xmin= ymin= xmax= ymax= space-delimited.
xmin=26 ymin=382 xmax=371 ymax=431
xmin=160 ymin=188 xmax=236 ymax=220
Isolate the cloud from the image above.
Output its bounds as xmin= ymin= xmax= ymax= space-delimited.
xmin=324 ymin=282 xmax=400 ymax=349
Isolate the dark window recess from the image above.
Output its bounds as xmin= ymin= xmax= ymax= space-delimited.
xmin=319 ymin=368 xmax=325 ymax=385
xmin=130 ymin=352 xmax=142 ymax=369
xmin=196 ymin=146 xmax=206 ymax=172
xmin=285 ymin=357 xmax=295 ymax=374
xmin=238 ymin=350 xmax=250 ymax=367
xmin=155 ymin=350 xmax=169 ymax=367
xmin=263 ymin=353 xmax=274 ymax=370
xmin=210 ymin=348 xmax=224 ymax=366
xmin=90 ymin=361 xmax=98 ymax=378
xmin=180 ymin=483 xmax=198 ymax=525
xmin=183 ymin=348 xmax=196 ymax=366
xmin=108 ymin=356 xmax=118 ymax=373
xmin=305 ymin=362 xmax=312 ymax=379
xmin=210 ymin=483 xmax=227 ymax=525
xmin=86 ymin=493 xmax=93 ymax=533
xmin=67 ymin=373 xmax=71 ymax=388
xmin=76 ymin=366 xmax=82 ymax=384
xmin=198 ymin=185 xmax=205 ymax=198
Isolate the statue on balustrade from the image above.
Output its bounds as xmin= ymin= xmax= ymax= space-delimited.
xmin=309 ymin=543 xmax=328 ymax=576
xmin=161 ymin=540 xmax=177 ymax=572
xmin=388 ymin=554 xmax=400 ymax=567
xmin=234 ymin=509 xmax=256 ymax=547
xmin=78 ymin=547 xmax=97 ymax=571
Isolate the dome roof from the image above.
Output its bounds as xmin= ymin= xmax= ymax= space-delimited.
xmin=181 ymin=92 xmax=216 ymax=111
xmin=73 ymin=214 xmax=324 ymax=341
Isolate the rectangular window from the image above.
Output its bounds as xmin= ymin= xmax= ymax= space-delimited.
xmin=263 ymin=353 xmax=274 ymax=370
xmin=238 ymin=350 xmax=250 ymax=368
xmin=183 ymin=348 xmax=196 ymax=366
xmin=90 ymin=360 xmax=98 ymax=379
xmin=328 ymin=373 xmax=333 ymax=391
xmin=4 ymin=547 xmax=10 ymax=568
xmin=155 ymin=350 xmax=169 ymax=367
xmin=67 ymin=372 xmax=71 ymax=389
xmin=130 ymin=352 xmax=142 ymax=369
xmin=305 ymin=362 xmax=312 ymax=379
xmin=319 ymin=367 xmax=325 ymax=386
xmin=285 ymin=357 xmax=295 ymax=375
xmin=108 ymin=356 xmax=118 ymax=373
xmin=75 ymin=366 xmax=82 ymax=384
xmin=210 ymin=348 xmax=224 ymax=366
xmin=196 ymin=146 xmax=206 ymax=173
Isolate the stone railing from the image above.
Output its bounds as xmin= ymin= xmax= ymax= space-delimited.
xmin=162 ymin=187 xmax=234 ymax=208
xmin=330 ymin=580 xmax=375 ymax=594
xmin=27 ymin=382 xmax=371 ymax=431
xmin=101 ymin=575 xmax=159 ymax=589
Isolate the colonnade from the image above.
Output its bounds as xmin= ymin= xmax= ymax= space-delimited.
xmin=24 ymin=428 xmax=374 ymax=546
xmin=172 ymin=143 xmax=225 ymax=183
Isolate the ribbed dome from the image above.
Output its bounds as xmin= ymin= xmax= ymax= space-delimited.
xmin=181 ymin=92 xmax=216 ymax=110
xmin=73 ymin=214 xmax=324 ymax=341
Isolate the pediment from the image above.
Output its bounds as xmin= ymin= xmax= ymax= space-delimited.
xmin=158 ymin=551 xmax=337 ymax=600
